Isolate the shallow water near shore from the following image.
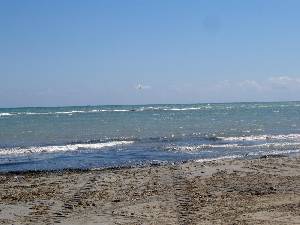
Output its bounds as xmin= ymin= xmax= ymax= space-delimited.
xmin=1 ymin=102 xmax=300 ymax=172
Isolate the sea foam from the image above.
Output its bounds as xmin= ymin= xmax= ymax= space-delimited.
xmin=0 ymin=141 xmax=134 ymax=156
xmin=0 ymin=113 xmax=14 ymax=117
xmin=220 ymin=134 xmax=300 ymax=142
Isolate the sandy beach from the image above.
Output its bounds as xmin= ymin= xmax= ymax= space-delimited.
xmin=0 ymin=155 xmax=299 ymax=225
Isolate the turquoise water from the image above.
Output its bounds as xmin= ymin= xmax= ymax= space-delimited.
xmin=1 ymin=102 xmax=300 ymax=171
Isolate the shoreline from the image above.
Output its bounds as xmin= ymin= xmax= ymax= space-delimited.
xmin=1 ymin=155 xmax=299 ymax=224
xmin=0 ymin=153 xmax=293 ymax=175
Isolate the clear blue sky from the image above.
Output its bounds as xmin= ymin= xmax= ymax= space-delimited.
xmin=1 ymin=0 xmax=300 ymax=107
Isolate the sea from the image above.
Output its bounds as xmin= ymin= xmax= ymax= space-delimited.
xmin=1 ymin=102 xmax=300 ymax=172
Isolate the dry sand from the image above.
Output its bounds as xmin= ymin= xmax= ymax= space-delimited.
xmin=0 ymin=155 xmax=299 ymax=225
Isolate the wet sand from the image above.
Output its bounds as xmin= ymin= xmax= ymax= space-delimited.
xmin=0 ymin=155 xmax=299 ymax=225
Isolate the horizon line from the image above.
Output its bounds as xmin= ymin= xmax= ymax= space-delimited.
xmin=1 ymin=100 xmax=300 ymax=110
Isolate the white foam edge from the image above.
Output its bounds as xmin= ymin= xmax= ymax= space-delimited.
xmin=0 ymin=141 xmax=134 ymax=156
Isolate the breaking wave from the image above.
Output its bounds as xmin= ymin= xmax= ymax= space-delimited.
xmin=0 ymin=141 xmax=134 ymax=156
xmin=0 ymin=113 xmax=14 ymax=117
xmin=165 ymin=144 xmax=240 ymax=152
xmin=0 ymin=106 xmax=214 ymax=117
xmin=165 ymin=142 xmax=300 ymax=152
xmin=1 ymin=102 xmax=300 ymax=117
xmin=220 ymin=134 xmax=300 ymax=141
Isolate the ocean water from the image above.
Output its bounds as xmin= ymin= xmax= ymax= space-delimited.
xmin=1 ymin=102 xmax=300 ymax=172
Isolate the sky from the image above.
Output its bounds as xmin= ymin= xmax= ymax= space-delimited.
xmin=1 ymin=0 xmax=300 ymax=107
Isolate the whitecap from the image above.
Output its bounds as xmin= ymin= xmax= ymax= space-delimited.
xmin=163 ymin=107 xmax=205 ymax=111
xmin=0 ymin=141 xmax=134 ymax=156
xmin=0 ymin=113 xmax=14 ymax=117
xmin=166 ymin=143 xmax=240 ymax=152
xmin=249 ymin=142 xmax=300 ymax=149
xmin=21 ymin=112 xmax=52 ymax=115
xmin=247 ymin=148 xmax=300 ymax=156
xmin=220 ymin=134 xmax=300 ymax=142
